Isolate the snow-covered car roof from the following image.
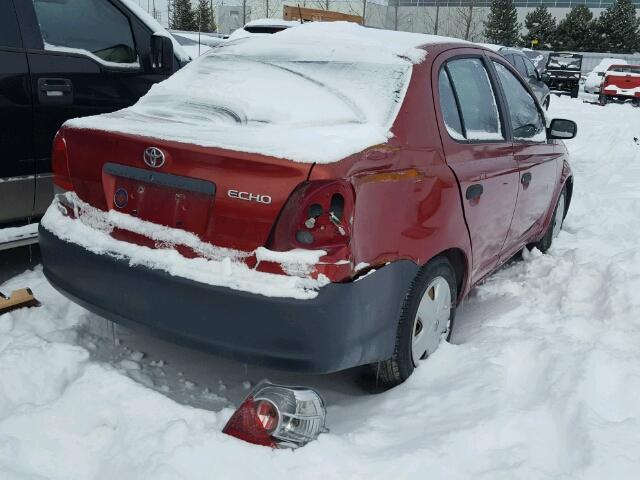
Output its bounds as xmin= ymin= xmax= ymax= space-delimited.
xmin=592 ymin=58 xmax=627 ymax=73
xmin=227 ymin=18 xmax=302 ymax=41
xmin=65 ymin=22 xmax=466 ymax=164
xmin=475 ymin=43 xmax=504 ymax=52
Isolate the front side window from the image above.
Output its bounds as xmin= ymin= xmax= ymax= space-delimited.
xmin=492 ymin=61 xmax=546 ymax=143
xmin=33 ymin=0 xmax=138 ymax=66
xmin=445 ymin=58 xmax=503 ymax=142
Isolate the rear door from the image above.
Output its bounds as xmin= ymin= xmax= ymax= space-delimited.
xmin=14 ymin=0 xmax=170 ymax=216
xmin=489 ymin=56 xmax=560 ymax=259
xmin=0 ymin=0 xmax=34 ymax=224
xmin=433 ymin=49 xmax=519 ymax=283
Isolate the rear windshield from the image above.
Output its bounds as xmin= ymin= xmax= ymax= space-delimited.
xmin=608 ymin=65 xmax=640 ymax=74
xmin=135 ymin=50 xmax=412 ymax=130
xmin=547 ymin=55 xmax=582 ymax=70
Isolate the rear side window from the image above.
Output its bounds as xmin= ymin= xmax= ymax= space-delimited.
xmin=522 ymin=57 xmax=537 ymax=78
xmin=438 ymin=69 xmax=464 ymax=140
xmin=445 ymin=58 xmax=503 ymax=142
xmin=0 ymin=1 xmax=22 ymax=48
xmin=32 ymin=0 xmax=138 ymax=66
xmin=492 ymin=61 xmax=546 ymax=143
xmin=513 ymin=56 xmax=528 ymax=78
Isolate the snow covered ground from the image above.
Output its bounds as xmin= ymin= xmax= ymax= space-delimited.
xmin=1 ymin=95 xmax=640 ymax=479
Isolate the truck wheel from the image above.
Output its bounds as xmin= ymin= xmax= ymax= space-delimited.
xmin=570 ymin=85 xmax=579 ymax=98
xmin=531 ymin=186 xmax=566 ymax=253
xmin=372 ymin=257 xmax=457 ymax=390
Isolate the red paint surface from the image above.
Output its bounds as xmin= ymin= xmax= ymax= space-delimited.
xmin=602 ymin=65 xmax=640 ymax=99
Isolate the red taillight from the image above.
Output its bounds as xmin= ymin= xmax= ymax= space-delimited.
xmin=222 ymin=396 xmax=278 ymax=448
xmin=223 ymin=381 xmax=327 ymax=449
xmin=52 ymin=132 xmax=73 ymax=191
xmin=268 ymin=180 xmax=354 ymax=255
xmin=255 ymin=400 xmax=279 ymax=433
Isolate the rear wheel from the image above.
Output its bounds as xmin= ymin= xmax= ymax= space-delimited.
xmin=531 ymin=186 xmax=566 ymax=253
xmin=372 ymin=257 xmax=457 ymax=390
xmin=570 ymin=85 xmax=579 ymax=98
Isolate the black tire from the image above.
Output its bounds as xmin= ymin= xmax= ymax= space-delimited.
xmin=570 ymin=85 xmax=579 ymax=98
xmin=371 ymin=256 xmax=457 ymax=391
xmin=599 ymin=94 xmax=608 ymax=106
xmin=531 ymin=186 xmax=567 ymax=253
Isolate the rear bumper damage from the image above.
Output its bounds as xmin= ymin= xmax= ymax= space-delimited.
xmin=39 ymin=226 xmax=417 ymax=373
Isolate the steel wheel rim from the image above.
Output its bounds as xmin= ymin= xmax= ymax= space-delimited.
xmin=552 ymin=193 xmax=565 ymax=239
xmin=411 ymin=276 xmax=451 ymax=366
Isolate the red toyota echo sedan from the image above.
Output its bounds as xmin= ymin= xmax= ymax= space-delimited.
xmin=39 ymin=23 xmax=575 ymax=389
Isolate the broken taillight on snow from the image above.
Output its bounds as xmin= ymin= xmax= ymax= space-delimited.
xmin=223 ymin=381 xmax=327 ymax=449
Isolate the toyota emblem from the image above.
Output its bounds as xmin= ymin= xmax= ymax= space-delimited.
xmin=143 ymin=147 xmax=165 ymax=168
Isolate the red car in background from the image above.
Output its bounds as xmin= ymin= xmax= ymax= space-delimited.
xmin=39 ymin=24 xmax=576 ymax=389
xmin=600 ymin=64 xmax=640 ymax=106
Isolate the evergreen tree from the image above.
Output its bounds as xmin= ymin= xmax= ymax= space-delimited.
xmin=170 ymin=0 xmax=197 ymax=31
xmin=521 ymin=6 xmax=556 ymax=50
xmin=484 ymin=0 xmax=521 ymax=46
xmin=196 ymin=0 xmax=216 ymax=33
xmin=553 ymin=5 xmax=596 ymax=51
xmin=597 ymin=0 xmax=640 ymax=53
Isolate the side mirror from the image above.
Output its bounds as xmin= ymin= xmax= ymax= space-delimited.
xmin=540 ymin=72 xmax=551 ymax=83
xmin=150 ymin=34 xmax=174 ymax=73
xmin=548 ymin=119 xmax=577 ymax=140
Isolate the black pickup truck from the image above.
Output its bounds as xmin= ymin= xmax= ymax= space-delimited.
xmin=542 ymin=52 xmax=583 ymax=98
xmin=1 ymin=0 xmax=190 ymax=248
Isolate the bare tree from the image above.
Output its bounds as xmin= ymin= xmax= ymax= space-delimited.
xmin=434 ymin=0 xmax=440 ymax=34
xmin=256 ymin=0 xmax=279 ymax=18
xmin=452 ymin=0 xmax=482 ymax=41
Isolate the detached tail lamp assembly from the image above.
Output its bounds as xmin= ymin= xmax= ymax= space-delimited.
xmin=223 ymin=381 xmax=328 ymax=449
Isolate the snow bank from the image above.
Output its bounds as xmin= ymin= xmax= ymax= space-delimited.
xmin=5 ymin=96 xmax=640 ymax=478
xmin=40 ymin=193 xmax=328 ymax=299
xmin=65 ymin=22 xmax=465 ymax=164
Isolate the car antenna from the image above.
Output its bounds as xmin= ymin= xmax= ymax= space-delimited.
xmin=297 ymin=4 xmax=304 ymax=24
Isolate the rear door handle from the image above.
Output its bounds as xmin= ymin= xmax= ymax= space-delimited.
xmin=521 ymin=172 xmax=532 ymax=185
xmin=37 ymin=78 xmax=74 ymax=105
xmin=466 ymin=184 xmax=483 ymax=200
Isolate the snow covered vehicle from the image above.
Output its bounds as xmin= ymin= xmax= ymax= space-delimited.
xmin=543 ymin=52 xmax=583 ymax=98
xmin=600 ymin=64 xmax=640 ymax=106
xmin=584 ymin=58 xmax=627 ymax=94
xmin=39 ymin=23 xmax=576 ymax=389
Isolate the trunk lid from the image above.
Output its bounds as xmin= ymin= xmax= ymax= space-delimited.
xmin=63 ymin=128 xmax=312 ymax=252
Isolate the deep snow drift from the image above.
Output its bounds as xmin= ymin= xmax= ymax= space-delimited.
xmin=2 ymin=95 xmax=640 ymax=479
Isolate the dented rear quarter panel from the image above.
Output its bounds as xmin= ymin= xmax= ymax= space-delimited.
xmin=310 ymin=51 xmax=473 ymax=298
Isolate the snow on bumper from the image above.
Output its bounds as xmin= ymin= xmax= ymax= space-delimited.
xmin=39 ymin=223 xmax=417 ymax=373
xmin=41 ymin=193 xmax=328 ymax=300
